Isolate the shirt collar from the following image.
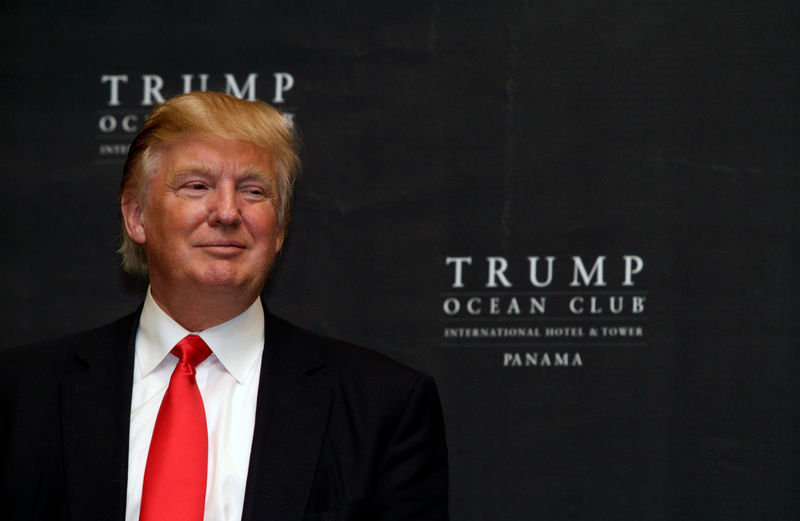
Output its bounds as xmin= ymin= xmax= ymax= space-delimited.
xmin=137 ymin=287 xmax=265 ymax=384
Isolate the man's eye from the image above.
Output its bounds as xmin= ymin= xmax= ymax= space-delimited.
xmin=189 ymin=183 xmax=207 ymax=190
xmin=243 ymin=187 xmax=268 ymax=198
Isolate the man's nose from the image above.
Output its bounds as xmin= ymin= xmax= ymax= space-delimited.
xmin=209 ymin=184 xmax=242 ymax=226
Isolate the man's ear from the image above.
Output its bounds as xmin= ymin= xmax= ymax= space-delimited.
xmin=275 ymin=226 xmax=286 ymax=254
xmin=121 ymin=189 xmax=146 ymax=245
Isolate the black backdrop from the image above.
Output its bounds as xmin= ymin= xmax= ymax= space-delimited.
xmin=2 ymin=2 xmax=798 ymax=519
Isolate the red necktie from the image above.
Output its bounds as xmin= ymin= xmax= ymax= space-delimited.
xmin=140 ymin=334 xmax=212 ymax=521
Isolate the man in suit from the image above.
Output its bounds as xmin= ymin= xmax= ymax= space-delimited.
xmin=0 ymin=91 xmax=449 ymax=520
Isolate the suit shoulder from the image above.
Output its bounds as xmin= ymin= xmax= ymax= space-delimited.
xmin=267 ymin=314 xmax=428 ymax=391
xmin=0 ymin=312 xmax=138 ymax=381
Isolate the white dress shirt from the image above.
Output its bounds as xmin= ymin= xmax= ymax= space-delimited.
xmin=125 ymin=288 xmax=264 ymax=521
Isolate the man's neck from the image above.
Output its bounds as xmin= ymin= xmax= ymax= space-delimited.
xmin=149 ymin=285 xmax=260 ymax=331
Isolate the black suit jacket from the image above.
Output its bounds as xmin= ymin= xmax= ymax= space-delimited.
xmin=0 ymin=308 xmax=449 ymax=520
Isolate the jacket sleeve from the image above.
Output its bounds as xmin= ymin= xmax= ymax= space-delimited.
xmin=373 ymin=373 xmax=450 ymax=521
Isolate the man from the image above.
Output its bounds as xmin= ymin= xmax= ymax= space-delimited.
xmin=0 ymin=92 xmax=449 ymax=521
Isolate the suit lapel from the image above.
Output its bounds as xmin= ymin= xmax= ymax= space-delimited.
xmin=241 ymin=312 xmax=333 ymax=521
xmin=60 ymin=312 xmax=138 ymax=521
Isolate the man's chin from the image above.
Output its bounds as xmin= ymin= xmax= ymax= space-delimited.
xmin=191 ymin=267 xmax=263 ymax=294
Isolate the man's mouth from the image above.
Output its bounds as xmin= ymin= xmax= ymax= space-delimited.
xmin=199 ymin=242 xmax=246 ymax=256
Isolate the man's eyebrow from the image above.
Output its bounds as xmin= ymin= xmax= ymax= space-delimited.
xmin=170 ymin=162 xmax=216 ymax=177
xmin=166 ymin=163 xmax=275 ymax=184
xmin=240 ymin=167 xmax=275 ymax=184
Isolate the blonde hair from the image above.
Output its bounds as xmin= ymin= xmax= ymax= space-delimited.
xmin=119 ymin=91 xmax=300 ymax=277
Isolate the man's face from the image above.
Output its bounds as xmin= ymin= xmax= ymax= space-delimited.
xmin=122 ymin=134 xmax=284 ymax=301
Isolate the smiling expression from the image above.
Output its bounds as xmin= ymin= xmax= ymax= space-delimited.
xmin=123 ymin=134 xmax=285 ymax=301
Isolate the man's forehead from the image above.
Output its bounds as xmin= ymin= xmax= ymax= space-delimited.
xmin=157 ymin=134 xmax=275 ymax=176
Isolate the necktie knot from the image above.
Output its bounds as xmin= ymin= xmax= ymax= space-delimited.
xmin=171 ymin=334 xmax=212 ymax=369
